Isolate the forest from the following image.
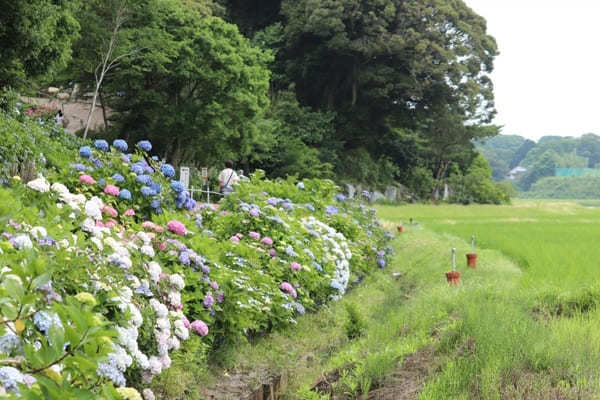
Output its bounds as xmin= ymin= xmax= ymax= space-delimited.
xmin=477 ymin=133 xmax=600 ymax=198
xmin=1 ymin=0 xmax=508 ymax=202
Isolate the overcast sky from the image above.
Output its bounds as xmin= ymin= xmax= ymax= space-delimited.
xmin=466 ymin=0 xmax=600 ymax=141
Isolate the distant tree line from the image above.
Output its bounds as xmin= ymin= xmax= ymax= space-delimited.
xmin=477 ymin=133 xmax=600 ymax=192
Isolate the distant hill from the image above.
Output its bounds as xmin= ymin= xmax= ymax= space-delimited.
xmin=476 ymin=133 xmax=600 ymax=196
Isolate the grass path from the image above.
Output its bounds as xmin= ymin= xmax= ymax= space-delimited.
xmin=158 ymin=218 xmax=598 ymax=399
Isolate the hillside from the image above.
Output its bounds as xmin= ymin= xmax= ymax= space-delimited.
xmin=477 ymin=133 xmax=600 ymax=196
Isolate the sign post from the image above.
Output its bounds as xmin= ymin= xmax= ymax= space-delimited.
xmin=180 ymin=167 xmax=190 ymax=191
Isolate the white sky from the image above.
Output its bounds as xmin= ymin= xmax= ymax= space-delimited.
xmin=466 ymin=0 xmax=600 ymax=141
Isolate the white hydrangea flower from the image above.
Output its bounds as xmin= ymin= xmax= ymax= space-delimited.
xmin=51 ymin=182 xmax=69 ymax=194
xmin=13 ymin=235 xmax=33 ymax=249
xmin=167 ymin=291 xmax=181 ymax=308
xmin=147 ymin=262 xmax=162 ymax=283
xmin=84 ymin=200 xmax=102 ymax=220
xmin=29 ymin=226 xmax=47 ymax=239
xmin=27 ymin=176 xmax=50 ymax=192
xmin=169 ymin=274 xmax=185 ymax=290
xmin=140 ymin=245 xmax=155 ymax=258
xmin=156 ymin=318 xmax=171 ymax=332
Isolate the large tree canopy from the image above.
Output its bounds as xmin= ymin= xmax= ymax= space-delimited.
xmin=0 ymin=0 xmax=81 ymax=87
xmin=102 ymin=1 xmax=272 ymax=167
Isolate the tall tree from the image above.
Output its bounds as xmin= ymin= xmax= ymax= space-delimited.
xmin=103 ymin=1 xmax=272 ymax=167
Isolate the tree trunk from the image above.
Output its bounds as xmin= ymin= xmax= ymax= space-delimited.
xmin=99 ymin=89 xmax=108 ymax=129
xmin=83 ymin=81 xmax=101 ymax=139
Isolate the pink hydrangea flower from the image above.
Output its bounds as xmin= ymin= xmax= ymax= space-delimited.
xmin=230 ymin=235 xmax=240 ymax=243
xmin=159 ymin=273 xmax=167 ymax=280
xmin=167 ymin=220 xmax=186 ymax=235
xmin=102 ymin=205 xmax=118 ymax=217
xmin=190 ymin=320 xmax=209 ymax=336
xmin=124 ymin=209 xmax=135 ymax=216
xmin=249 ymin=231 xmax=260 ymax=240
xmin=236 ymin=233 xmax=243 ymax=239
xmin=146 ymin=232 xmax=156 ymax=240
xmin=96 ymin=221 xmax=105 ymax=228
xmin=249 ymin=209 xmax=259 ymax=218
xmin=261 ymin=237 xmax=273 ymax=246
xmin=269 ymin=249 xmax=277 ymax=257
xmin=182 ymin=317 xmax=191 ymax=329
xmin=210 ymin=281 xmax=219 ymax=290
xmin=79 ymin=174 xmax=95 ymax=184
xmin=280 ymin=282 xmax=297 ymax=298
xmin=104 ymin=184 xmax=120 ymax=196
xmin=157 ymin=242 xmax=167 ymax=251
xmin=105 ymin=219 xmax=118 ymax=228
xmin=290 ymin=261 xmax=302 ymax=271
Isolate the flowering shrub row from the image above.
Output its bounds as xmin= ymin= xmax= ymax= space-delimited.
xmin=0 ymin=136 xmax=392 ymax=398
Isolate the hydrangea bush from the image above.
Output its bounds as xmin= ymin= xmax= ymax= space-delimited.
xmin=0 ymin=136 xmax=392 ymax=398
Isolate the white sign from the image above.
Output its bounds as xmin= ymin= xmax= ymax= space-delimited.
xmin=180 ymin=167 xmax=190 ymax=190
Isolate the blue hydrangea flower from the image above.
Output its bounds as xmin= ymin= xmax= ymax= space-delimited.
xmin=112 ymin=139 xmax=128 ymax=152
xmin=98 ymin=178 xmax=106 ymax=188
xmin=136 ymin=175 xmax=153 ymax=185
xmin=154 ymin=207 xmax=163 ymax=214
xmin=196 ymin=214 xmax=203 ymax=228
xmin=184 ymin=198 xmax=196 ymax=211
xmin=267 ymin=198 xmax=278 ymax=206
xmin=112 ymin=173 xmax=125 ymax=182
xmin=134 ymin=285 xmax=153 ymax=296
xmin=92 ymin=158 xmax=103 ymax=168
xmin=377 ymin=259 xmax=386 ymax=268
xmin=150 ymin=182 xmax=162 ymax=194
xmin=336 ymin=194 xmax=346 ymax=202
xmin=171 ymin=181 xmax=184 ymax=193
xmin=362 ymin=190 xmax=371 ymax=199
xmin=97 ymin=362 xmax=126 ymax=387
xmin=152 ymin=156 xmax=159 ymax=161
xmin=150 ymin=199 xmax=160 ymax=209
xmin=304 ymin=203 xmax=315 ymax=211
xmin=33 ymin=311 xmax=62 ymax=335
xmin=73 ymin=163 xmax=86 ymax=172
xmin=312 ymin=261 xmax=323 ymax=272
xmin=119 ymin=189 xmax=132 ymax=200
xmin=131 ymin=164 xmax=144 ymax=175
xmin=283 ymin=202 xmax=294 ymax=211
xmin=140 ymin=186 xmax=156 ymax=196
xmin=0 ymin=366 xmax=24 ymax=393
xmin=144 ymin=165 xmax=154 ymax=174
xmin=94 ymin=139 xmax=109 ymax=151
xmin=285 ymin=246 xmax=298 ymax=257
xmin=160 ymin=164 xmax=175 ymax=178
xmin=137 ymin=140 xmax=152 ymax=152
xmin=297 ymin=182 xmax=305 ymax=189
xmin=0 ymin=334 xmax=20 ymax=355
xmin=325 ymin=205 xmax=338 ymax=215
xmin=179 ymin=252 xmax=191 ymax=265
xmin=79 ymin=146 xmax=92 ymax=158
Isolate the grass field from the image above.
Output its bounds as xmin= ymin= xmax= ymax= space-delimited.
xmin=376 ymin=200 xmax=600 ymax=398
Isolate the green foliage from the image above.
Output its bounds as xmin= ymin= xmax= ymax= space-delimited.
xmin=448 ymin=155 xmax=511 ymax=204
xmin=100 ymin=4 xmax=272 ymax=168
xmin=343 ymin=303 xmax=366 ymax=340
xmin=522 ymin=176 xmax=600 ymax=199
xmin=0 ymin=112 xmax=84 ymax=185
xmin=0 ymin=0 xmax=81 ymax=87
xmin=517 ymin=150 xmax=557 ymax=191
